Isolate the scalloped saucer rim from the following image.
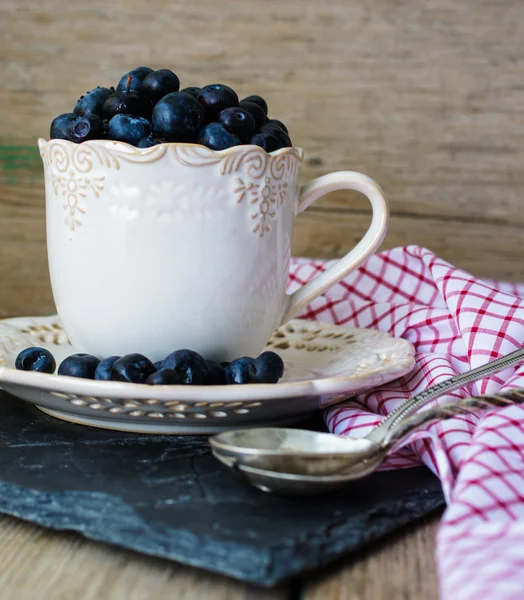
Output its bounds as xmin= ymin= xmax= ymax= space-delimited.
xmin=0 ymin=317 xmax=415 ymax=400
xmin=0 ymin=315 xmax=415 ymax=434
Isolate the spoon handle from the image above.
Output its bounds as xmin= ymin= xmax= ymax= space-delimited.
xmin=382 ymin=388 xmax=524 ymax=450
xmin=366 ymin=347 xmax=524 ymax=444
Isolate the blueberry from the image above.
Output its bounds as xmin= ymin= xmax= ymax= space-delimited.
xmin=116 ymin=67 xmax=154 ymax=92
xmin=108 ymin=114 xmax=151 ymax=146
xmin=180 ymin=86 xmax=201 ymax=99
xmin=241 ymin=95 xmax=268 ymax=115
xmin=102 ymin=90 xmax=152 ymax=120
xmin=238 ymin=101 xmax=266 ymax=130
xmin=251 ymin=351 xmax=284 ymax=383
xmin=141 ymin=69 xmax=180 ymax=103
xmin=15 ymin=347 xmax=56 ymax=374
xmin=152 ymin=92 xmax=205 ymax=142
xmin=163 ymin=349 xmax=209 ymax=385
xmin=218 ymin=107 xmax=256 ymax=140
xmin=58 ymin=354 xmax=100 ymax=379
xmin=224 ymin=357 xmax=255 ymax=384
xmin=74 ymin=87 xmax=114 ymax=116
xmin=250 ymin=131 xmax=284 ymax=152
xmin=111 ymin=353 xmax=156 ymax=384
xmin=260 ymin=122 xmax=292 ymax=147
xmin=198 ymin=123 xmax=240 ymax=150
xmin=146 ymin=368 xmax=186 ymax=385
xmin=154 ymin=360 xmax=165 ymax=370
xmin=94 ymin=355 xmax=121 ymax=381
xmin=198 ymin=84 xmax=239 ymax=121
xmin=266 ymin=118 xmax=288 ymax=134
xmin=137 ymin=135 xmax=166 ymax=148
xmin=66 ymin=114 xmax=104 ymax=143
xmin=50 ymin=113 xmax=77 ymax=140
xmin=205 ymin=360 xmax=226 ymax=385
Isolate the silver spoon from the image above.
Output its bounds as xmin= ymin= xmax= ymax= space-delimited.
xmin=212 ymin=389 xmax=524 ymax=494
xmin=211 ymin=347 xmax=524 ymax=494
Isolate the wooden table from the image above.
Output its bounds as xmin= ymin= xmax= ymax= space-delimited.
xmin=0 ymin=0 xmax=521 ymax=597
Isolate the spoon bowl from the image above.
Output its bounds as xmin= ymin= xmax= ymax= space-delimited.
xmin=213 ymin=450 xmax=385 ymax=494
xmin=210 ymin=428 xmax=381 ymax=476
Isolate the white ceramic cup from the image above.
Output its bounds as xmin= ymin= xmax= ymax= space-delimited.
xmin=39 ymin=139 xmax=388 ymax=362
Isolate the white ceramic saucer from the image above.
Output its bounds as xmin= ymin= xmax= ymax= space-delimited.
xmin=0 ymin=316 xmax=415 ymax=435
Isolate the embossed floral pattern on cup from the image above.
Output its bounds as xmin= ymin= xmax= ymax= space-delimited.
xmin=108 ymin=183 xmax=141 ymax=220
xmin=234 ymin=176 xmax=289 ymax=237
xmin=144 ymin=182 xmax=227 ymax=222
xmin=39 ymin=139 xmax=303 ymax=236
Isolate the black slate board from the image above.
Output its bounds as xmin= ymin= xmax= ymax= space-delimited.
xmin=0 ymin=391 xmax=444 ymax=586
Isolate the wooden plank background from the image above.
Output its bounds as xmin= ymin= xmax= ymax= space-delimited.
xmin=0 ymin=0 xmax=521 ymax=597
xmin=0 ymin=512 xmax=441 ymax=600
xmin=1 ymin=0 xmax=524 ymax=323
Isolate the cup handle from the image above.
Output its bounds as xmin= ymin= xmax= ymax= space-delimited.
xmin=281 ymin=171 xmax=389 ymax=324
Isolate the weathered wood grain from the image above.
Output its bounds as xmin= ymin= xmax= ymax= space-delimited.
xmin=0 ymin=514 xmax=288 ymax=600
xmin=294 ymin=209 xmax=524 ymax=281
xmin=0 ymin=511 xmax=440 ymax=600
xmin=2 ymin=0 xmax=524 ymax=229
xmin=302 ymin=514 xmax=441 ymax=600
xmin=0 ymin=516 xmax=438 ymax=600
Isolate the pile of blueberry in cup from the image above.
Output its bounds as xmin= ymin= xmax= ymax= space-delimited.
xmin=50 ymin=66 xmax=292 ymax=152
xmin=15 ymin=347 xmax=285 ymax=385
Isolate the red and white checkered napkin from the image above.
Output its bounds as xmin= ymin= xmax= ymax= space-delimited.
xmin=288 ymin=246 xmax=524 ymax=600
